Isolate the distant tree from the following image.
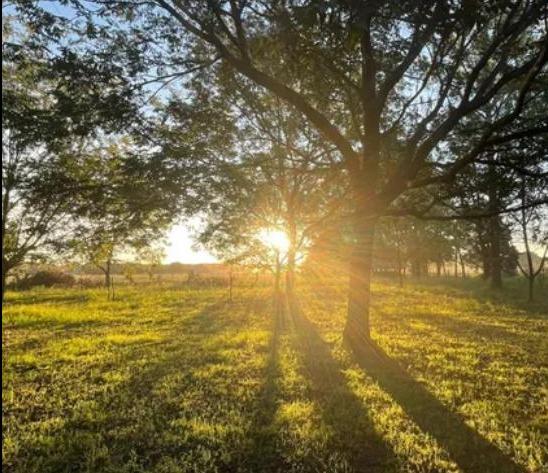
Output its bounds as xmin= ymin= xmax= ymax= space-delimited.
xmin=514 ymin=180 xmax=547 ymax=302
xmin=466 ymin=218 xmax=518 ymax=281
xmin=68 ymin=141 xmax=185 ymax=293
xmin=446 ymin=75 xmax=547 ymax=287
xmin=137 ymin=244 xmax=166 ymax=283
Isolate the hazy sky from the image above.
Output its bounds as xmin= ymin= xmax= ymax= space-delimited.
xmin=164 ymin=222 xmax=545 ymax=265
xmin=165 ymin=224 xmax=217 ymax=264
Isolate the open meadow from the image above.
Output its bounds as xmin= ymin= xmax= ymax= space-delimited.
xmin=3 ymin=278 xmax=547 ymax=473
xmin=4 ymin=2 xmax=548 ymax=472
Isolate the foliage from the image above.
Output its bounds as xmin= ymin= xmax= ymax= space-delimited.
xmin=8 ymin=0 xmax=548 ymax=339
xmin=13 ymin=270 xmax=76 ymax=290
xmin=2 ymin=8 xmax=139 ymax=150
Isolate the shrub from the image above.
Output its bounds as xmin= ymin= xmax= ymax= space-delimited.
xmin=15 ymin=271 xmax=76 ymax=290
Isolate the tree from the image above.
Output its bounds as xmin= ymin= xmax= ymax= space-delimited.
xmin=68 ymin=140 xmax=186 ymax=294
xmin=1 ymin=8 xmax=146 ymax=302
xmin=17 ymin=1 xmax=548 ymax=344
xmin=1 ymin=133 xmax=77 ymax=300
xmin=137 ymin=59 xmax=348 ymax=296
xmin=160 ymin=75 xmax=347 ymax=297
xmin=466 ymin=217 xmax=518 ymax=282
xmin=138 ymin=244 xmax=166 ymax=283
xmin=514 ymin=180 xmax=547 ymax=302
xmin=375 ymin=217 xmax=456 ymax=281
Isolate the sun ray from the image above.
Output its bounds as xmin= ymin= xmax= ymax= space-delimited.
xmin=258 ymin=229 xmax=290 ymax=253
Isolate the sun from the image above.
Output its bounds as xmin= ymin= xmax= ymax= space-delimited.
xmin=258 ymin=229 xmax=290 ymax=253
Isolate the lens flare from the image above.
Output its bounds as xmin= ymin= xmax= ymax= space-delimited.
xmin=258 ymin=229 xmax=290 ymax=253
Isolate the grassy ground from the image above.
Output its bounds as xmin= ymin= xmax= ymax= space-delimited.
xmin=2 ymin=278 xmax=547 ymax=472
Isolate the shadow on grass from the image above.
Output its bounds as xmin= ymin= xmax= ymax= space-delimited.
xmin=288 ymin=295 xmax=397 ymax=472
xmin=6 ymin=298 xmax=269 ymax=473
xmin=4 ymin=292 xmax=90 ymax=307
xmin=398 ymin=276 xmax=548 ymax=316
xmin=244 ymin=294 xmax=285 ymax=472
xmin=346 ymin=334 xmax=527 ymax=473
xmin=397 ymin=307 xmax=542 ymax=345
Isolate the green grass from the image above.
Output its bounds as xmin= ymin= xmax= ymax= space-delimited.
xmin=2 ymin=278 xmax=547 ymax=472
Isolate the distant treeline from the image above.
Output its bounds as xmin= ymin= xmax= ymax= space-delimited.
xmin=74 ymin=262 xmax=227 ymax=276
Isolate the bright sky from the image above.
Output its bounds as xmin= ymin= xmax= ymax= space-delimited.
xmin=164 ymin=224 xmax=218 ymax=264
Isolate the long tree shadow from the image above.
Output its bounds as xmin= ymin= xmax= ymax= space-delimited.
xmin=394 ymin=307 xmax=542 ymax=346
xmin=287 ymin=295 xmax=397 ymax=472
xmin=8 ymin=297 xmax=271 ymax=472
xmin=402 ymin=277 xmax=548 ymax=316
xmin=244 ymin=293 xmax=285 ymax=472
xmin=346 ymin=335 xmax=527 ymax=473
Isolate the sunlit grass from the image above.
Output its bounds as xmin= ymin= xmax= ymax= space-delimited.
xmin=2 ymin=278 xmax=547 ymax=472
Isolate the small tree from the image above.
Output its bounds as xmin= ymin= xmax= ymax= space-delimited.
xmin=137 ymin=244 xmax=166 ymax=283
xmin=514 ymin=181 xmax=547 ymax=301
xmin=68 ymin=141 xmax=186 ymax=296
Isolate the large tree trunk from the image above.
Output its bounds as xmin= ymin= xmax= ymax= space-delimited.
xmin=528 ymin=277 xmax=534 ymax=302
xmin=488 ymin=216 xmax=502 ymax=288
xmin=1 ymin=263 xmax=8 ymax=303
xmin=344 ymin=217 xmax=376 ymax=344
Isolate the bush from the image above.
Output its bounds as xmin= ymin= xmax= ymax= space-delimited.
xmin=15 ymin=271 xmax=76 ymax=290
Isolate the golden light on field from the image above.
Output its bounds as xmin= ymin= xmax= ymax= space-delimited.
xmin=258 ymin=229 xmax=290 ymax=253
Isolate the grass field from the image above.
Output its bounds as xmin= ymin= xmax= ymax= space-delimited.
xmin=2 ymin=278 xmax=547 ymax=473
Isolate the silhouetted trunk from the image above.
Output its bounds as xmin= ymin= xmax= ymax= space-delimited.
xmin=396 ymin=244 xmax=404 ymax=287
xmin=516 ymin=183 xmax=547 ymax=303
xmin=481 ymin=252 xmax=490 ymax=280
xmin=344 ymin=217 xmax=376 ymax=343
xmin=411 ymin=259 xmax=422 ymax=278
xmin=104 ymin=259 xmax=111 ymax=289
xmin=274 ymin=253 xmax=281 ymax=296
xmin=459 ymin=253 xmax=466 ymax=279
xmin=228 ymin=266 xmax=233 ymax=302
xmin=1 ymin=264 xmax=8 ymax=303
xmin=488 ymin=217 xmax=502 ymax=288
xmin=488 ymin=162 xmax=502 ymax=289
xmin=285 ymin=219 xmax=297 ymax=297
xmin=110 ymin=274 xmax=115 ymax=301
